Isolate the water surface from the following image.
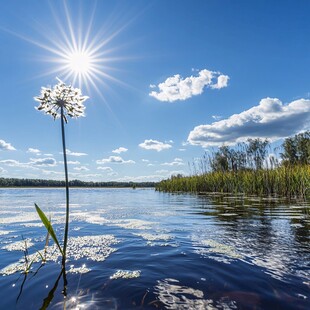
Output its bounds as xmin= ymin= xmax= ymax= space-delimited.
xmin=0 ymin=188 xmax=309 ymax=309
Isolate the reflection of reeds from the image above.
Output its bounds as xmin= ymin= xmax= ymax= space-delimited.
xmin=156 ymin=165 xmax=310 ymax=198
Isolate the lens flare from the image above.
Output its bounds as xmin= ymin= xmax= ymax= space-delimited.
xmin=7 ymin=1 xmax=132 ymax=101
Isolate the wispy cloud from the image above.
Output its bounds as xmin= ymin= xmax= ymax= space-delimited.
xmin=161 ymin=158 xmax=185 ymax=166
xmin=42 ymin=170 xmax=63 ymax=176
xmin=211 ymin=115 xmax=222 ymax=120
xmin=0 ymin=139 xmax=16 ymax=151
xmin=96 ymin=156 xmax=135 ymax=164
xmin=188 ymin=97 xmax=310 ymax=147
xmin=65 ymin=149 xmax=88 ymax=156
xmin=0 ymin=159 xmax=31 ymax=168
xmin=59 ymin=160 xmax=81 ymax=165
xmin=139 ymin=139 xmax=172 ymax=152
xmin=0 ymin=167 xmax=7 ymax=174
xmin=73 ymin=166 xmax=89 ymax=171
xmin=27 ymin=148 xmax=41 ymax=154
xmin=149 ymin=69 xmax=229 ymax=102
xmin=115 ymin=175 xmax=163 ymax=182
xmin=97 ymin=166 xmax=113 ymax=172
xmin=112 ymin=147 xmax=128 ymax=154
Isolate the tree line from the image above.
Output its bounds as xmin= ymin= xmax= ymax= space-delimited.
xmin=192 ymin=131 xmax=310 ymax=174
xmin=0 ymin=178 xmax=156 ymax=188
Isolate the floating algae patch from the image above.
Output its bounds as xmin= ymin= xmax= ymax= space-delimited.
xmin=134 ymin=233 xmax=173 ymax=242
xmin=1 ymin=262 xmax=28 ymax=276
xmin=68 ymin=264 xmax=91 ymax=274
xmin=192 ymin=238 xmax=242 ymax=264
xmin=110 ymin=270 xmax=141 ymax=280
xmin=0 ymin=213 xmax=39 ymax=225
xmin=0 ymin=230 xmax=12 ymax=236
xmin=67 ymin=235 xmax=119 ymax=261
xmin=154 ymin=278 xmax=237 ymax=310
xmin=134 ymin=232 xmax=177 ymax=247
xmin=111 ymin=219 xmax=157 ymax=230
xmin=0 ymin=234 xmax=119 ymax=276
xmin=68 ymin=210 xmax=111 ymax=225
xmin=2 ymin=239 xmax=34 ymax=251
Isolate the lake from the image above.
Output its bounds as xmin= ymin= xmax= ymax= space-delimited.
xmin=0 ymin=188 xmax=309 ymax=309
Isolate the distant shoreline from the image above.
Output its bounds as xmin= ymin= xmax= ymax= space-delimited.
xmin=0 ymin=177 xmax=157 ymax=188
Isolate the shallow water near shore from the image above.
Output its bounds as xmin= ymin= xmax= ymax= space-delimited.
xmin=0 ymin=188 xmax=309 ymax=309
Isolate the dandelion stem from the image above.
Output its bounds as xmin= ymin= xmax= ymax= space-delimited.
xmin=61 ymin=106 xmax=69 ymax=267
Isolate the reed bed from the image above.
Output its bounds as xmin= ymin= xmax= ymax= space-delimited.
xmin=156 ymin=165 xmax=310 ymax=198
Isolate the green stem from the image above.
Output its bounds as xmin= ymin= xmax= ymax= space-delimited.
xmin=61 ymin=107 xmax=69 ymax=267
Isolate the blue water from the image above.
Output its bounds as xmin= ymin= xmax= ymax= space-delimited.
xmin=0 ymin=188 xmax=309 ymax=309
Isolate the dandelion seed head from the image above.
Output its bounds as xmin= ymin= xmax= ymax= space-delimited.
xmin=34 ymin=79 xmax=88 ymax=123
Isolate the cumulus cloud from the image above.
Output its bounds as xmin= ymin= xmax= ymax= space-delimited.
xmin=139 ymin=139 xmax=172 ymax=152
xmin=27 ymin=148 xmax=41 ymax=154
xmin=30 ymin=157 xmax=57 ymax=166
xmin=149 ymin=69 xmax=229 ymax=102
xmin=96 ymin=156 xmax=135 ymax=164
xmin=112 ymin=147 xmax=128 ymax=154
xmin=64 ymin=149 xmax=88 ymax=156
xmin=0 ymin=167 xmax=6 ymax=174
xmin=0 ymin=139 xmax=16 ymax=151
xmin=161 ymin=158 xmax=185 ymax=166
xmin=188 ymin=97 xmax=310 ymax=147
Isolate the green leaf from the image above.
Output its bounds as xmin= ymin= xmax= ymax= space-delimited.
xmin=35 ymin=203 xmax=64 ymax=256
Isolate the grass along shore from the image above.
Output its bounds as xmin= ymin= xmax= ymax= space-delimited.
xmin=156 ymin=165 xmax=310 ymax=198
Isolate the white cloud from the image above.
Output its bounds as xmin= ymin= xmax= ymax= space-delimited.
xmin=115 ymin=175 xmax=163 ymax=182
xmin=188 ymin=97 xmax=310 ymax=147
xmin=0 ymin=159 xmax=31 ymax=168
xmin=30 ymin=157 xmax=57 ymax=166
xmin=0 ymin=167 xmax=7 ymax=174
xmin=156 ymin=169 xmax=169 ymax=174
xmin=149 ymin=69 xmax=229 ymax=102
xmin=65 ymin=149 xmax=88 ymax=156
xmin=42 ymin=170 xmax=63 ymax=176
xmin=212 ymin=115 xmax=222 ymax=120
xmin=73 ymin=166 xmax=89 ymax=171
xmin=27 ymin=148 xmax=41 ymax=154
xmin=96 ymin=156 xmax=135 ymax=164
xmin=161 ymin=158 xmax=185 ymax=166
xmin=139 ymin=139 xmax=172 ymax=152
xmin=112 ymin=147 xmax=128 ymax=154
xmin=97 ymin=166 xmax=113 ymax=172
xmin=142 ymin=159 xmax=150 ymax=163
xmin=0 ymin=139 xmax=16 ymax=151
xmin=210 ymin=74 xmax=229 ymax=89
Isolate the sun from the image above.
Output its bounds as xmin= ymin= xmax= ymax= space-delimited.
xmin=13 ymin=1 xmax=131 ymax=99
xmin=65 ymin=50 xmax=92 ymax=75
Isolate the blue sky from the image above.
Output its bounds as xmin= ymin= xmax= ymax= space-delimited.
xmin=0 ymin=0 xmax=310 ymax=182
